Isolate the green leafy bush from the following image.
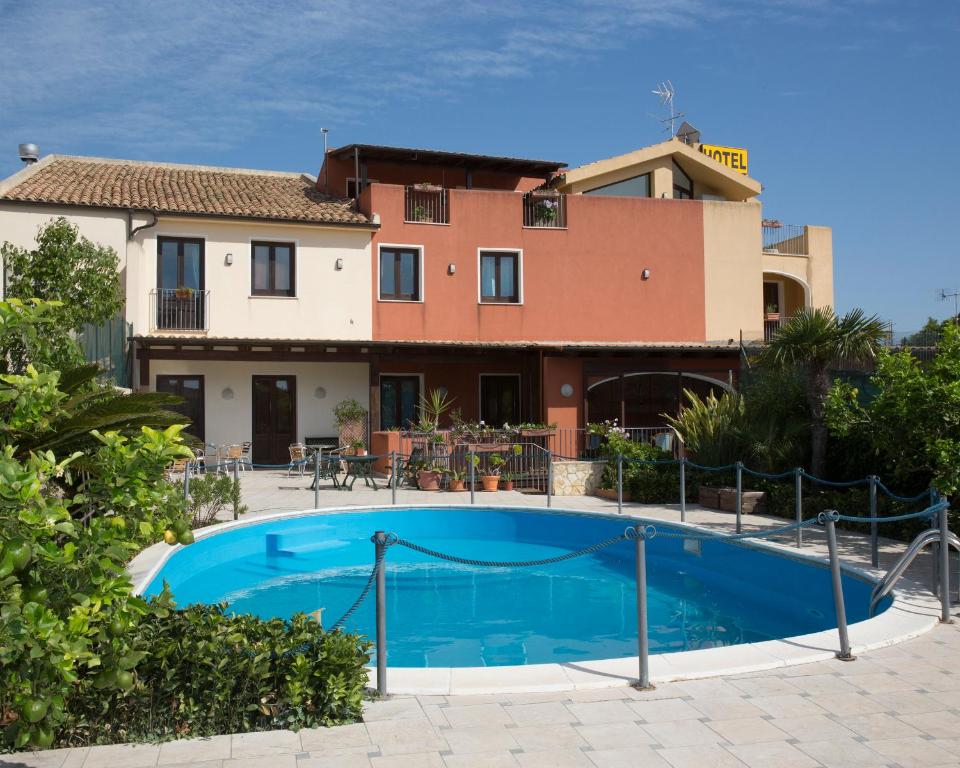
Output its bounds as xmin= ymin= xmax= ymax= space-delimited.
xmin=180 ymin=473 xmax=248 ymax=527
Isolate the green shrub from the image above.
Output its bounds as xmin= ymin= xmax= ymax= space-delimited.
xmin=181 ymin=473 xmax=247 ymax=527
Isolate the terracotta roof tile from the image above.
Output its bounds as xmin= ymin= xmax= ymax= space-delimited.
xmin=0 ymin=156 xmax=372 ymax=226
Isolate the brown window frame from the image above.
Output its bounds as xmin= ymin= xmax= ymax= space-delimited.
xmin=155 ymin=374 xmax=205 ymax=441
xmin=251 ymin=241 xmax=296 ymax=297
xmin=672 ymin=160 xmax=694 ymax=200
xmin=379 ymin=247 xmax=421 ymax=301
xmin=157 ymin=236 xmax=205 ymax=291
xmin=479 ymin=250 xmax=520 ymax=304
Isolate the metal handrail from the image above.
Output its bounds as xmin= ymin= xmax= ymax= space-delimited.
xmin=869 ymin=528 xmax=960 ymax=616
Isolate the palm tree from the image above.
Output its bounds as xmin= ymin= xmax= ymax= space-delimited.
xmin=758 ymin=307 xmax=886 ymax=477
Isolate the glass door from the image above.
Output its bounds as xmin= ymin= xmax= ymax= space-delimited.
xmin=157 ymin=237 xmax=205 ymax=329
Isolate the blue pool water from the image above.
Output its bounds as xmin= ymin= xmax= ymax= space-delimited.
xmin=144 ymin=507 xmax=887 ymax=667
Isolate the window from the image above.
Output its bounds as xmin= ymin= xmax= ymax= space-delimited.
xmin=379 ymin=247 xmax=420 ymax=301
xmin=584 ymin=173 xmax=651 ymax=197
xmin=479 ymin=250 xmax=520 ymax=304
xmin=158 ymin=237 xmax=204 ymax=291
xmin=480 ymin=374 xmax=521 ymax=426
xmin=251 ymin=241 xmax=295 ymax=297
xmin=673 ymin=161 xmax=693 ymax=200
xmin=156 ymin=375 xmax=205 ymax=441
xmin=380 ymin=375 xmax=420 ymax=429
xmin=346 ymin=177 xmax=379 ymax=198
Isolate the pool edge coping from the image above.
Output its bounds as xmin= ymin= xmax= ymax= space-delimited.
xmin=127 ymin=503 xmax=943 ymax=695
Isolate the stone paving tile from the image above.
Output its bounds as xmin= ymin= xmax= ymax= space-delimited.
xmin=845 ymin=672 xmax=917 ymax=695
xmin=363 ymin=698 xmax=428 ymax=722
xmin=724 ymin=742 xmax=822 ymax=768
xmin=728 ymin=676 xmax=802 ymax=698
xmin=705 ymin=716 xmax=791 ymax=745
xmin=156 ymin=734 xmax=232 ymax=764
xmin=505 ymin=702 xmax=575 ymax=726
xmin=442 ymin=703 xmax=512 ymax=728
xmin=897 ymin=709 xmax=960 ymax=739
xmin=563 ymin=700 xmax=638 ymax=725
xmin=442 ymin=726 xmax=520 ymax=754
xmin=585 ymin=745 xmax=672 ymax=768
xmin=223 ymin=757 xmax=297 ymax=768
xmin=0 ymin=748 xmax=89 ymax=768
xmin=370 ymin=752 xmax=445 ymax=768
xmin=862 ymin=736 xmax=958 ymax=768
xmin=768 ymin=714 xmax=855 ymax=742
xmin=364 ymin=719 xmax=449 ymax=756
xmin=687 ymin=696 xmax=767 ymax=721
xmin=80 ymin=743 xmax=161 ymax=768
xmin=779 ymin=673 xmax=862 ymax=696
xmin=656 ymin=743 xmax=750 ymax=768
xmin=671 ymin=678 xmax=745 ymax=699
xmin=874 ymin=688 xmax=954 ymax=715
xmin=574 ymin=721 xmax=655 ymax=750
xmin=297 ymin=756 xmax=373 ymax=768
xmin=796 ymin=738 xmax=890 ymax=768
xmin=806 ymin=691 xmax=887 ymax=717
xmin=299 ymin=722 xmax=371 ymax=751
xmin=441 ymin=751 xmax=520 ymax=767
xmin=749 ymin=694 xmax=829 ymax=719
xmin=423 ymin=704 xmax=452 ymax=728
xmin=839 ymin=712 xmax=922 ymax=741
xmin=639 ymin=719 xmax=723 ymax=748
xmin=627 ymin=697 xmax=702 ymax=723
xmin=510 ymin=724 xmax=588 ymax=752
xmin=230 ymin=729 xmax=301 ymax=758
xmin=514 ymin=750 xmax=594 ymax=768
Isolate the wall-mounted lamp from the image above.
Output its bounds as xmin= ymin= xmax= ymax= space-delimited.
xmin=641 ymin=268 xmax=651 ymax=280
xmin=224 ymin=253 xmax=234 ymax=266
xmin=221 ymin=387 xmax=234 ymax=400
xmin=448 ymin=263 xmax=456 ymax=275
xmin=437 ymin=386 xmax=448 ymax=397
xmin=314 ymin=386 xmax=327 ymax=399
xmin=335 ymin=258 xmax=344 ymax=271
xmin=560 ymin=383 xmax=574 ymax=398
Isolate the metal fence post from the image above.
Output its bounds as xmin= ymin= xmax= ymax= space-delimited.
xmin=546 ymin=450 xmax=553 ymax=508
xmin=390 ymin=450 xmax=397 ymax=506
xmin=469 ymin=449 xmax=476 ymax=506
xmin=617 ymin=454 xmax=623 ymax=515
xmin=374 ymin=530 xmax=388 ymax=696
xmin=634 ymin=526 xmax=652 ymax=690
xmin=233 ymin=458 xmax=241 ymax=520
xmin=824 ymin=511 xmax=854 ymax=661
xmin=183 ymin=462 xmax=190 ymax=501
xmin=795 ymin=468 xmax=803 ymax=548
xmin=939 ymin=498 xmax=952 ymax=624
xmin=869 ymin=475 xmax=878 ymax=567
xmin=313 ymin=451 xmax=320 ymax=509
xmin=735 ymin=461 xmax=743 ymax=534
xmin=679 ymin=458 xmax=686 ymax=523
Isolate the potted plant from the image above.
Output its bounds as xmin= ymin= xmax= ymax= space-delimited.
xmin=447 ymin=466 xmax=467 ymax=492
xmin=414 ymin=182 xmax=443 ymax=193
xmin=174 ymin=286 xmax=195 ymax=299
xmin=411 ymin=203 xmax=432 ymax=223
xmin=519 ymin=422 xmax=557 ymax=438
xmin=417 ymin=462 xmax=443 ymax=491
xmin=765 ymin=304 xmax=781 ymax=321
xmin=334 ymin=398 xmax=368 ymax=449
xmin=501 ymin=471 xmax=514 ymax=491
xmin=482 ymin=453 xmax=505 ymax=491
xmin=351 ymin=439 xmax=367 ymax=457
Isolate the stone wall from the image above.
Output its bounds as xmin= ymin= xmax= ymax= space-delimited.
xmin=551 ymin=459 xmax=606 ymax=496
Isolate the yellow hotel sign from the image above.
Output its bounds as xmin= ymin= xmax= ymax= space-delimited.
xmin=698 ymin=144 xmax=749 ymax=175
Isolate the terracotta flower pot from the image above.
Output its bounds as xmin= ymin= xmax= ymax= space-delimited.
xmin=448 ymin=479 xmax=466 ymax=492
xmin=501 ymin=480 xmax=514 ymax=491
xmin=481 ymin=475 xmax=500 ymax=492
xmin=418 ymin=470 xmax=441 ymax=491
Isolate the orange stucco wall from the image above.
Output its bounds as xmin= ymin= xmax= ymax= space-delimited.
xmin=542 ymin=356 xmax=583 ymax=431
xmin=319 ymin=155 xmax=544 ymax=197
xmin=367 ymin=184 xmax=706 ymax=343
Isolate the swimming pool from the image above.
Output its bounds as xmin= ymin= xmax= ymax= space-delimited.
xmin=142 ymin=506 xmax=888 ymax=668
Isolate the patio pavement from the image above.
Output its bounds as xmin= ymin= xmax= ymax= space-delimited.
xmin=7 ymin=469 xmax=960 ymax=768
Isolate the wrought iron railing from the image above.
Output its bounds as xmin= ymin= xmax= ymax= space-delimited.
xmin=552 ymin=426 xmax=681 ymax=460
xmin=882 ymin=322 xmax=944 ymax=362
xmin=404 ymin=186 xmax=449 ymax=224
xmin=150 ymin=289 xmax=209 ymax=331
xmin=522 ymin=191 xmax=566 ymax=228
xmin=762 ymin=221 xmax=808 ymax=255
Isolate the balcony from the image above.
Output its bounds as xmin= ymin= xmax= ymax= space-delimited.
xmin=150 ymin=289 xmax=209 ymax=332
xmin=762 ymin=221 xmax=808 ymax=255
xmin=404 ymin=185 xmax=449 ymax=224
xmin=523 ymin=190 xmax=566 ymax=228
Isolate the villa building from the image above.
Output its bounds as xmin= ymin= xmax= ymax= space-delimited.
xmin=0 ymin=137 xmax=833 ymax=462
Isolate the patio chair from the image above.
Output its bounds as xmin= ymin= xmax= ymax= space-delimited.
xmin=308 ymin=445 xmax=344 ymax=488
xmin=204 ymin=443 xmax=223 ymax=474
xmin=287 ymin=443 xmax=309 ymax=476
xmin=225 ymin=444 xmax=244 ymax=473
xmin=653 ymin=432 xmax=674 ymax=455
xmin=388 ymin=446 xmax=423 ymax=488
xmin=192 ymin=447 xmax=206 ymax=474
xmin=239 ymin=441 xmax=253 ymax=472
xmin=166 ymin=458 xmax=189 ymax=483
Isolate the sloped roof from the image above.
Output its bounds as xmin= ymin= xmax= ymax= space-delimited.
xmin=328 ymin=144 xmax=566 ymax=176
xmin=0 ymin=156 xmax=374 ymax=226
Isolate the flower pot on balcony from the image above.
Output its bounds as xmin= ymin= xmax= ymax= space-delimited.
xmin=529 ymin=188 xmax=560 ymax=197
xmin=414 ymin=183 xmax=443 ymax=193
xmin=417 ymin=470 xmax=442 ymax=491
xmin=481 ymin=475 xmax=500 ymax=492
xmin=520 ymin=428 xmax=556 ymax=438
xmin=765 ymin=312 xmax=781 ymax=322
xmin=174 ymin=288 xmax=195 ymax=299
xmin=448 ymin=479 xmax=466 ymax=492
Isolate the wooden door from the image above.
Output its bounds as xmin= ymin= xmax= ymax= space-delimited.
xmin=252 ymin=376 xmax=297 ymax=465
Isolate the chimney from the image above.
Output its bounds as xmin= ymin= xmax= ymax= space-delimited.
xmin=18 ymin=143 xmax=40 ymax=165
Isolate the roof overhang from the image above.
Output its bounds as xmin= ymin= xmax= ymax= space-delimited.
xmin=559 ymin=138 xmax=762 ymax=200
xmin=328 ymin=144 xmax=566 ymax=177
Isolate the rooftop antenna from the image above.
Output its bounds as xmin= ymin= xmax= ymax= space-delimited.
xmin=652 ymin=81 xmax=684 ymax=138
xmin=937 ymin=287 xmax=959 ymax=324
xmin=320 ymin=128 xmax=329 ymax=193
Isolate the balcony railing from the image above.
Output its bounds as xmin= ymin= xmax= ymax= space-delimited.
xmin=405 ymin=185 xmax=449 ymax=224
xmin=150 ymin=289 xmax=209 ymax=331
xmin=763 ymin=315 xmax=787 ymax=341
xmin=762 ymin=221 xmax=808 ymax=255
xmin=523 ymin=191 xmax=566 ymax=228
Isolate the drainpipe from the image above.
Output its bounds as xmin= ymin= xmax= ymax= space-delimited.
xmin=127 ymin=209 xmax=158 ymax=240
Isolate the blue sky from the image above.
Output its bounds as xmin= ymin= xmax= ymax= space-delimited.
xmin=1 ymin=0 xmax=957 ymax=330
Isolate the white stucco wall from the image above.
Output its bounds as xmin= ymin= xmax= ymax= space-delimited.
xmin=149 ymin=359 xmax=369 ymax=446
xmin=128 ymin=216 xmax=373 ymax=340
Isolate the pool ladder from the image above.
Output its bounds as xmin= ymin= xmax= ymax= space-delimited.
xmin=869 ymin=528 xmax=960 ymax=616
